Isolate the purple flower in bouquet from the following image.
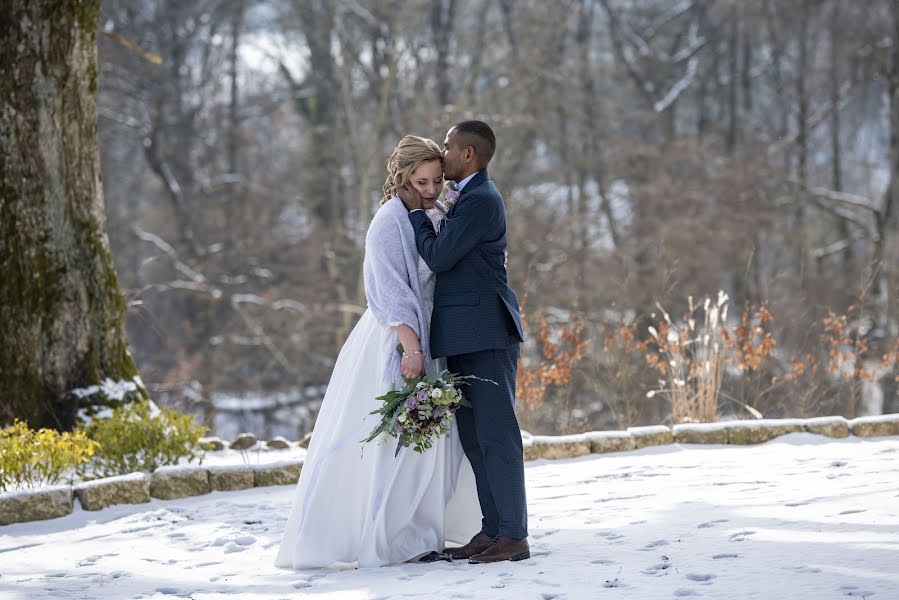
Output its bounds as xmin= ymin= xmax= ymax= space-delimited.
xmin=416 ymin=390 xmax=429 ymax=403
xmin=406 ymin=394 xmax=418 ymax=410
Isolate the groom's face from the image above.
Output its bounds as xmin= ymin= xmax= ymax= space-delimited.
xmin=442 ymin=129 xmax=464 ymax=182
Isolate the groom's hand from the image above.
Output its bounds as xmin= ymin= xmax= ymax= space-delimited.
xmin=397 ymin=183 xmax=423 ymax=211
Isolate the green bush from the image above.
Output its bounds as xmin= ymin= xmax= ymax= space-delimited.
xmin=77 ymin=401 xmax=207 ymax=478
xmin=0 ymin=420 xmax=99 ymax=491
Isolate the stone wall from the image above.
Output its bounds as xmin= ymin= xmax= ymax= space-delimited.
xmin=0 ymin=459 xmax=304 ymax=526
xmin=3 ymin=414 xmax=899 ymax=526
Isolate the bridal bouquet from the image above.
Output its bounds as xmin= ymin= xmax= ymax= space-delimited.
xmin=362 ymin=347 xmax=489 ymax=456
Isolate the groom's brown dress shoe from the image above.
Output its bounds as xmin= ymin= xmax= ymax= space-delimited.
xmin=444 ymin=532 xmax=495 ymax=560
xmin=468 ymin=537 xmax=530 ymax=564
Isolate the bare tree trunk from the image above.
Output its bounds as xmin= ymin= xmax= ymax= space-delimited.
xmin=285 ymin=1 xmax=353 ymax=348
xmin=741 ymin=21 xmax=753 ymax=114
xmin=577 ymin=0 xmax=619 ymax=253
xmin=795 ymin=0 xmax=811 ymax=292
xmin=431 ymin=0 xmax=456 ymax=107
xmin=878 ymin=0 xmax=899 ymax=337
xmin=0 ymin=0 xmax=146 ymax=429
xmin=727 ymin=7 xmax=739 ymax=154
xmin=764 ymin=0 xmax=791 ymax=172
xmin=797 ymin=2 xmax=810 ymax=186
xmin=498 ymin=0 xmax=519 ymax=61
xmin=228 ymin=0 xmax=244 ymax=177
xmin=829 ymin=2 xmax=852 ymax=272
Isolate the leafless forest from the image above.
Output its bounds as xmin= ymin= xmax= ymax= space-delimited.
xmin=95 ymin=0 xmax=899 ymax=438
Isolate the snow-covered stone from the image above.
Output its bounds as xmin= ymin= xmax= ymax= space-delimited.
xmin=200 ymin=436 xmax=227 ymax=451
xmin=673 ymin=422 xmax=728 ymax=444
xmin=297 ymin=433 xmax=312 ymax=449
xmin=525 ymin=434 xmax=591 ymax=460
xmin=0 ymin=485 xmax=72 ymax=525
xmin=585 ymin=431 xmax=636 ymax=454
xmin=253 ymin=460 xmax=303 ymax=487
xmin=230 ymin=433 xmax=258 ymax=450
xmin=802 ymin=416 xmax=850 ymax=438
xmin=208 ymin=465 xmax=255 ymax=492
xmin=74 ymin=472 xmax=150 ymax=511
xmin=726 ymin=419 xmax=805 ymax=445
xmin=150 ymin=466 xmax=211 ymax=500
xmin=849 ymin=414 xmax=899 ymax=437
xmin=627 ymin=425 xmax=674 ymax=448
xmin=265 ymin=436 xmax=291 ymax=450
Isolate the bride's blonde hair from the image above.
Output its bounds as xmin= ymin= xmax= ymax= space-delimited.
xmin=380 ymin=135 xmax=442 ymax=205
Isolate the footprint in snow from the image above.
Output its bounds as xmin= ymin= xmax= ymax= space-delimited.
xmin=728 ymin=530 xmax=756 ymax=542
xmin=785 ymin=497 xmax=826 ymax=507
xmin=674 ymin=588 xmax=701 ymax=597
xmin=214 ymin=534 xmax=257 ymax=553
xmin=697 ymin=519 xmax=729 ymax=529
xmin=840 ymin=585 xmax=875 ymax=598
xmin=155 ymin=587 xmax=191 ymax=598
xmin=224 ymin=542 xmax=252 ymax=553
xmin=686 ymin=573 xmax=716 ymax=583
xmin=533 ymin=529 xmax=559 ymax=538
xmin=76 ymin=553 xmax=117 ymax=567
xmin=641 ymin=539 xmax=669 ymax=551
xmin=793 ymin=565 xmax=822 ymax=574
xmin=712 ymin=553 xmax=740 ymax=560
xmin=838 ymin=509 xmax=867 ymax=516
xmin=641 ymin=562 xmax=671 ymax=576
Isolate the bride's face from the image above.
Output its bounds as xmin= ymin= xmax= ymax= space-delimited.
xmin=408 ymin=160 xmax=443 ymax=210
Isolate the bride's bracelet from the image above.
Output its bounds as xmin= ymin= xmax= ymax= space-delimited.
xmin=402 ymin=349 xmax=423 ymax=358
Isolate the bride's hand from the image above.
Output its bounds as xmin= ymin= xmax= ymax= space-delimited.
xmin=401 ymin=352 xmax=424 ymax=379
xmin=397 ymin=182 xmax=423 ymax=211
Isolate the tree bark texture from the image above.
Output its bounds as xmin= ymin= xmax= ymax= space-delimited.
xmin=0 ymin=0 xmax=145 ymax=429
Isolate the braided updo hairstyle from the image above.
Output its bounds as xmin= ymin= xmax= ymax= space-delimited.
xmin=380 ymin=135 xmax=443 ymax=205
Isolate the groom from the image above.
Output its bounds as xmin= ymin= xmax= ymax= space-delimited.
xmin=398 ymin=121 xmax=529 ymax=564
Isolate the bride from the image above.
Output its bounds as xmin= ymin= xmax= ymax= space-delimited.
xmin=275 ymin=135 xmax=480 ymax=569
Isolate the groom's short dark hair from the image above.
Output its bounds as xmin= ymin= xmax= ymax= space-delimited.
xmin=453 ymin=120 xmax=496 ymax=166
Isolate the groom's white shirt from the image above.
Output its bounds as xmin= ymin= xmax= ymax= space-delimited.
xmin=453 ymin=171 xmax=479 ymax=193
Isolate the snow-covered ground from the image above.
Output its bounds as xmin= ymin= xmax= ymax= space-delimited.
xmin=2 ymin=433 xmax=898 ymax=600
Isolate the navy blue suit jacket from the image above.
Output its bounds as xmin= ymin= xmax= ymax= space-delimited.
xmin=409 ymin=170 xmax=524 ymax=358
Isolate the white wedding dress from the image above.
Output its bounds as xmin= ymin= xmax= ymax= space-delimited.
xmin=275 ymin=212 xmax=480 ymax=569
